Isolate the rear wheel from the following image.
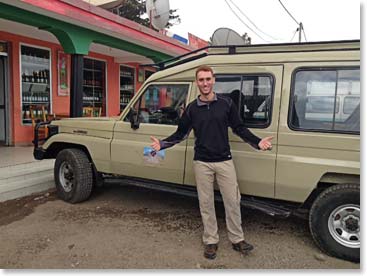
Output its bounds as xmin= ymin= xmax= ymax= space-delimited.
xmin=54 ymin=148 xmax=94 ymax=203
xmin=309 ymin=184 xmax=360 ymax=263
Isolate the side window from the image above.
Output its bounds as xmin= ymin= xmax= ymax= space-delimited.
xmin=214 ymin=74 xmax=273 ymax=128
xmin=344 ymin=96 xmax=359 ymax=114
xmin=128 ymin=84 xmax=189 ymax=125
xmin=290 ymin=68 xmax=360 ymax=133
xmin=241 ymin=76 xmax=273 ymax=127
xmin=214 ymin=76 xmax=242 ymax=109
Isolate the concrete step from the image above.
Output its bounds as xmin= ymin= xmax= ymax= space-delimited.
xmin=0 ymin=160 xmax=56 ymax=202
xmin=0 ymin=172 xmax=54 ymax=192
xmin=0 ymin=168 xmax=54 ymax=184
xmin=0 ymin=160 xmax=54 ymax=180
xmin=0 ymin=181 xmax=55 ymax=202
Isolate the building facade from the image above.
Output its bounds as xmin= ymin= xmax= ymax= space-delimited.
xmin=0 ymin=0 xmax=195 ymax=145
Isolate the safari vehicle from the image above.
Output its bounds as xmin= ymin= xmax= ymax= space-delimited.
xmin=33 ymin=40 xmax=360 ymax=263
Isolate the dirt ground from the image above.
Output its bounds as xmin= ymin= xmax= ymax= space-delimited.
xmin=0 ymin=183 xmax=360 ymax=269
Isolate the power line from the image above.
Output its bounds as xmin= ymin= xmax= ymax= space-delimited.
xmin=278 ymin=0 xmax=307 ymax=43
xmin=223 ymin=0 xmax=269 ymax=42
xmin=228 ymin=0 xmax=279 ymax=41
xmin=278 ymin=0 xmax=299 ymax=25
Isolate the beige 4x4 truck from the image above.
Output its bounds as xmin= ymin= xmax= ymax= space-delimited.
xmin=34 ymin=40 xmax=360 ymax=263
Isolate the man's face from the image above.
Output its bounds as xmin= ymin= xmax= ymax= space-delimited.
xmin=196 ymin=70 xmax=215 ymax=96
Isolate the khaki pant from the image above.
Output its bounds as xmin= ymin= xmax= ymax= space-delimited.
xmin=193 ymin=160 xmax=244 ymax=245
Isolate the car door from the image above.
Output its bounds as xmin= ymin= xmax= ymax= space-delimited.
xmin=183 ymin=65 xmax=283 ymax=198
xmin=275 ymin=64 xmax=360 ymax=202
xmin=111 ymin=82 xmax=191 ymax=184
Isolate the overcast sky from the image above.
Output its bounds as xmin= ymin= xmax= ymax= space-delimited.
xmin=167 ymin=0 xmax=361 ymax=44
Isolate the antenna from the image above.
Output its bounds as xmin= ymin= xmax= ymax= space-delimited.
xmin=211 ymin=28 xmax=246 ymax=46
xmin=146 ymin=0 xmax=170 ymax=30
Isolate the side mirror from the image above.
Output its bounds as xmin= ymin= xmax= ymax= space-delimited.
xmin=129 ymin=108 xmax=140 ymax=130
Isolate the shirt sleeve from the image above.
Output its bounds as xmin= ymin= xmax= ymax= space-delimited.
xmin=159 ymin=108 xmax=192 ymax=150
xmin=228 ymin=101 xmax=261 ymax=150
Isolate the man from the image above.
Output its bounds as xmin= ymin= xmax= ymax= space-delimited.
xmin=150 ymin=65 xmax=273 ymax=260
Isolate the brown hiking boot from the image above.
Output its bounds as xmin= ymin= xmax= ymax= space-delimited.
xmin=232 ymin=240 xmax=254 ymax=255
xmin=204 ymin=243 xmax=218 ymax=259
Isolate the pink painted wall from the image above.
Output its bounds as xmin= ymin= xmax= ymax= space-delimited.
xmin=0 ymin=31 xmax=142 ymax=145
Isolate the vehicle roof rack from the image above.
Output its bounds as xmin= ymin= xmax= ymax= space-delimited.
xmin=141 ymin=45 xmax=210 ymax=70
xmin=140 ymin=40 xmax=360 ymax=71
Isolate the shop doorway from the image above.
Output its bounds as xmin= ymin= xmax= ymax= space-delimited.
xmin=0 ymin=55 xmax=8 ymax=145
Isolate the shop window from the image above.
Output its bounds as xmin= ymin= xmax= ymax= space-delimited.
xmin=126 ymin=84 xmax=189 ymax=126
xmin=83 ymin=58 xmax=106 ymax=116
xmin=289 ymin=68 xmax=360 ymax=133
xmin=20 ymin=45 xmax=51 ymax=125
xmin=214 ymin=74 xmax=273 ymax=128
xmin=120 ymin=65 xmax=135 ymax=112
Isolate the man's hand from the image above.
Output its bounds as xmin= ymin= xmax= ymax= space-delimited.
xmin=150 ymin=136 xmax=161 ymax=152
xmin=258 ymin=136 xmax=273 ymax=151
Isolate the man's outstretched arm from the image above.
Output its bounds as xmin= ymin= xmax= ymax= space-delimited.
xmin=228 ymin=100 xmax=273 ymax=151
xmin=150 ymin=109 xmax=192 ymax=152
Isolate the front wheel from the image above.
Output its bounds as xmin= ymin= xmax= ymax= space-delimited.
xmin=54 ymin=148 xmax=94 ymax=203
xmin=309 ymin=184 xmax=360 ymax=263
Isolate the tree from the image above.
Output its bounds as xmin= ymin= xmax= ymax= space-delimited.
xmin=100 ymin=0 xmax=180 ymax=30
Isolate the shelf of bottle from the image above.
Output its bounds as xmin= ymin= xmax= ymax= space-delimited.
xmin=22 ymin=81 xmax=49 ymax=85
xmin=22 ymin=119 xmax=32 ymax=125
xmin=83 ymin=85 xmax=104 ymax=89
xmin=120 ymin=89 xmax=134 ymax=92
xmin=120 ymin=75 xmax=133 ymax=79
xmin=22 ymin=102 xmax=50 ymax=105
xmin=83 ymin=100 xmax=102 ymax=103
xmin=83 ymin=105 xmax=103 ymax=109
xmin=83 ymin=96 xmax=101 ymax=99
xmin=22 ymin=117 xmax=49 ymax=125
xmin=83 ymin=68 xmax=103 ymax=72
xmin=21 ymin=60 xmax=50 ymax=68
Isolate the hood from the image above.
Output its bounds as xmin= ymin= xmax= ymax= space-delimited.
xmin=51 ymin=117 xmax=117 ymax=137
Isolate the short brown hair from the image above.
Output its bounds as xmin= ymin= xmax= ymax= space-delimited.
xmin=195 ymin=65 xmax=214 ymax=79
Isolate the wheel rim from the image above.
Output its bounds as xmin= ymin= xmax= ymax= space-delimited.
xmin=328 ymin=204 xmax=360 ymax=248
xmin=59 ymin=161 xmax=74 ymax=193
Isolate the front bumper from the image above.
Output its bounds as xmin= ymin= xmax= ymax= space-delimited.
xmin=33 ymin=122 xmax=59 ymax=160
xmin=33 ymin=147 xmax=47 ymax=160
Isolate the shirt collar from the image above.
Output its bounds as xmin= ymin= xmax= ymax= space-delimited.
xmin=196 ymin=92 xmax=218 ymax=106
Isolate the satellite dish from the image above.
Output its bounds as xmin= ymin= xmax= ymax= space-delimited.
xmin=211 ymin=27 xmax=246 ymax=46
xmin=146 ymin=0 xmax=170 ymax=30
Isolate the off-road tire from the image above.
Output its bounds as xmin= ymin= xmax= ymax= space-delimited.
xmin=309 ymin=183 xmax=360 ymax=263
xmin=54 ymin=148 xmax=94 ymax=203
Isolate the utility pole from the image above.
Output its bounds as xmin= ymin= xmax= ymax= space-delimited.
xmin=298 ymin=22 xmax=303 ymax=43
xmin=242 ymin=33 xmax=252 ymax=45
